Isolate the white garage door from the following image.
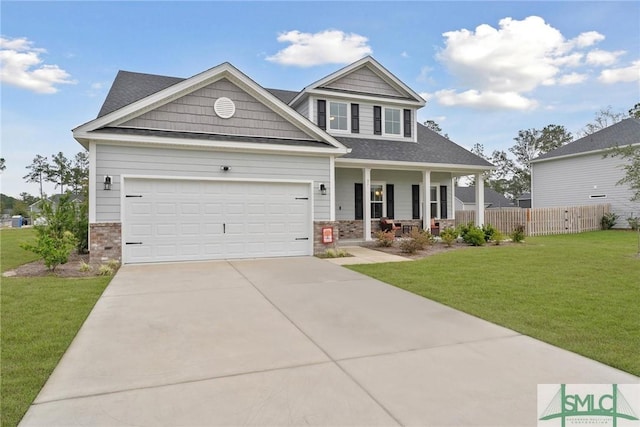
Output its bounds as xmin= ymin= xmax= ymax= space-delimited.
xmin=123 ymin=179 xmax=312 ymax=263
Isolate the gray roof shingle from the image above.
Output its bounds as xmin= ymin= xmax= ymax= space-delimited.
xmin=535 ymin=118 xmax=640 ymax=161
xmin=455 ymin=186 xmax=514 ymax=208
xmin=336 ymin=124 xmax=493 ymax=167
xmin=98 ymin=71 xmax=184 ymax=117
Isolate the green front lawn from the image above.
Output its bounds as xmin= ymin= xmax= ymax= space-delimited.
xmin=349 ymin=231 xmax=640 ymax=376
xmin=0 ymin=228 xmax=111 ymax=427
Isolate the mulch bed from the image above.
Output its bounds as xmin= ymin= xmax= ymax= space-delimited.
xmin=363 ymin=239 xmax=513 ymax=260
xmin=7 ymin=253 xmax=98 ymax=278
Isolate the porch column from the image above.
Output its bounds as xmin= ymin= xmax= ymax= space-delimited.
xmin=450 ymin=176 xmax=456 ymax=220
xmin=422 ymin=169 xmax=431 ymax=230
xmin=475 ymin=174 xmax=485 ymax=226
xmin=363 ymin=167 xmax=372 ymax=241
xmin=329 ymin=156 xmax=336 ymax=221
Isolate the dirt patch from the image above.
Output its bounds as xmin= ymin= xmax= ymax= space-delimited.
xmin=7 ymin=253 xmax=102 ymax=278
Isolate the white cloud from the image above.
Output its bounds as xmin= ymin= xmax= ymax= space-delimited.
xmin=433 ymin=16 xmax=610 ymax=110
xmin=0 ymin=36 xmax=75 ymax=94
xmin=401 ymin=51 xmax=409 ymax=58
xmin=586 ymin=49 xmax=625 ymax=66
xmin=266 ymin=30 xmax=372 ymax=67
xmin=598 ymin=60 xmax=640 ymax=84
xmin=434 ymin=89 xmax=538 ymax=111
xmin=558 ymin=72 xmax=588 ymax=85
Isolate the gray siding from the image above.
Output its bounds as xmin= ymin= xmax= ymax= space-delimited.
xmin=121 ymin=78 xmax=311 ymax=140
xmin=532 ymin=153 xmax=639 ymax=224
xmin=95 ymin=144 xmax=331 ymax=222
xmin=310 ymin=96 xmax=414 ymax=142
xmin=323 ymin=66 xmax=406 ymax=98
xmin=335 ymin=168 xmax=452 ymax=220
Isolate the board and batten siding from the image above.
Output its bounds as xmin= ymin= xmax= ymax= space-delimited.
xmin=532 ymin=152 xmax=639 ymax=222
xmin=121 ymin=78 xmax=310 ymax=140
xmin=323 ymin=66 xmax=406 ymax=98
xmin=335 ymin=168 xmax=453 ymax=220
xmin=94 ymin=144 xmax=331 ymax=222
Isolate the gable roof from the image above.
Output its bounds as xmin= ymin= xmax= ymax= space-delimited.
xmin=74 ymin=63 xmax=348 ymax=153
xmin=455 ymin=186 xmax=514 ymax=208
xmin=289 ymin=56 xmax=426 ymax=107
xmin=534 ymin=118 xmax=640 ymax=162
xmin=335 ymin=123 xmax=493 ymax=171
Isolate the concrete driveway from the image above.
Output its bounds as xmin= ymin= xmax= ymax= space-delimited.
xmin=20 ymin=257 xmax=637 ymax=426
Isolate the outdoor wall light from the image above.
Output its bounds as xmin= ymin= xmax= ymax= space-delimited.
xmin=319 ymin=183 xmax=327 ymax=195
xmin=220 ymin=165 xmax=231 ymax=172
xmin=103 ymin=175 xmax=112 ymax=191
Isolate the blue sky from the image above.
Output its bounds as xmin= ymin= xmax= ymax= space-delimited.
xmin=1 ymin=1 xmax=639 ymax=198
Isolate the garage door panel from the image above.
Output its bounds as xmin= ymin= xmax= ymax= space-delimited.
xmin=124 ymin=179 xmax=311 ymax=263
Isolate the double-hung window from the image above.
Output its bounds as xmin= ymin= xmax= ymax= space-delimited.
xmin=329 ymin=102 xmax=348 ymax=131
xmin=371 ymin=183 xmax=385 ymax=219
xmin=384 ymin=108 xmax=401 ymax=135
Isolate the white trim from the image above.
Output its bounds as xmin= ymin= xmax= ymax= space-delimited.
xmin=77 ymin=132 xmax=349 ymax=156
xmin=530 ymin=142 xmax=640 ymax=164
xmin=89 ymin=141 xmax=97 ymax=224
xmin=120 ymin=175 xmax=315 ymax=263
xmin=423 ymin=170 xmax=431 ymax=230
xmin=329 ymin=156 xmax=336 ymax=221
xmin=364 ymin=168 xmax=372 ymax=241
xmin=328 ymin=101 xmax=350 ymax=133
xmin=336 ymin=158 xmax=493 ymax=174
xmin=307 ymin=89 xmax=424 ymax=107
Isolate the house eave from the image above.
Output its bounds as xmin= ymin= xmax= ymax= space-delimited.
xmin=74 ymin=131 xmax=349 ymax=156
xmin=531 ymin=142 xmax=640 ymax=164
xmin=335 ymin=157 xmax=493 ymax=174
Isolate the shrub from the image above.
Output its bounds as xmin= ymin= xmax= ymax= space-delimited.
xmin=324 ymin=248 xmax=349 ymax=258
xmin=482 ymin=223 xmax=498 ymax=242
xmin=73 ymin=195 xmax=89 ymax=254
xmin=375 ymin=230 xmax=395 ymax=247
xmin=627 ymin=214 xmax=640 ymax=231
xmin=600 ymin=212 xmax=619 ymax=230
xmin=410 ymin=228 xmax=435 ymax=249
xmin=107 ymin=259 xmax=121 ymax=270
xmin=511 ymin=224 xmax=526 ymax=243
xmin=439 ymin=227 xmax=458 ymax=247
xmin=463 ymin=226 xmax=486 ymax=246
xmin=21 ymin=198 xmax=78 ymax=271
xmin=98 ymin=264 xmax=114 ymax=276
xmin=492 ymin=230 xmax=505 ymax=245
xmin=79 ymin=261 xmax=92 ymax=273
xmin=399 ymin=238 xmax=422 ymax=254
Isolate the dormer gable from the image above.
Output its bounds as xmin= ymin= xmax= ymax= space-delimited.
xmin=290 ymin=56 xmax=426 ymax=108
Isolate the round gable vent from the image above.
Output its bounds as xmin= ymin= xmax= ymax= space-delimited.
xmin=214 ymin=97 xmax=236 ymax=119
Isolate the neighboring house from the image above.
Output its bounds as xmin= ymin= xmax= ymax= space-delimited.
xmin=29 ymin=193 xmax=85 ymax=215
xmin=73 ymin=56 xmax=492 ymax=264
xmin=516 ymin=193 xmax=531 ymax=209
xmin=531 ymin=118 xmax=640 ymax=227
xmin=454 ymin=186 xmax=515 ymax=211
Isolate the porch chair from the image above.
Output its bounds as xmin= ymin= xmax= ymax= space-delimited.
xmin=380 ymin=218 xmax=402 ymax=236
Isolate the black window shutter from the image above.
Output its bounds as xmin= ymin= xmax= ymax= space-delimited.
xmin=355 ymin=183 xmax=363 ymax=220
xmin=373 ymin=106 xmax=382 ymax=135
xmin=351 ymin=104 xmax=359 ymax=134
xmin=404 ymin=109 xmax=412 ymax=137
xmin=386 ymin=184 xmax=395 ymax=219
xmin=412 ymin=185 xmax=420 ymax=219
xmin=317 ymin=100 xmax=326 ymax=130
xmin=440 ymin=185 xmax=448 ymax=219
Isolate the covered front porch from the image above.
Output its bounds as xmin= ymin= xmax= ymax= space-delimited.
xmin=331 ymin=165 xmax=487 ymax=241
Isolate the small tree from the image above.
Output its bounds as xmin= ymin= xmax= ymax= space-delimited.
xmin=24 ymin=154 xmax=50 ymax=199
xmin=21 ymin=195 xmax=78 ymax=271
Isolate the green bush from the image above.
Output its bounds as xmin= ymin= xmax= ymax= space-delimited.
xmin=627 ymin=214 xmax=639 ymax=231
xmin=482 ymin=223 xmax=498 ymax=242
xmin=73 ymin=195 xmax=89 ymax=253
xmin=600 ymin=212 xmax=619 ymax=230
xmin=492 ymin=230 xmax=505 ymax=245
xmin=21 ymin=197 xmax=78 ymax=271
xmin=409 ymin=228 xmax=435 ymax=249
xmin=98 ymin=264 xmax=114 ymax=276
xmin=511 ymin=224 xmax=526 ymax=243
xmin=439 ymin=227 xmax=458 ymax=247
xmin=463 ymin=226 xmax=486 ymax=246
xmin=375 ymin=230 xmax=395 ymax=247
